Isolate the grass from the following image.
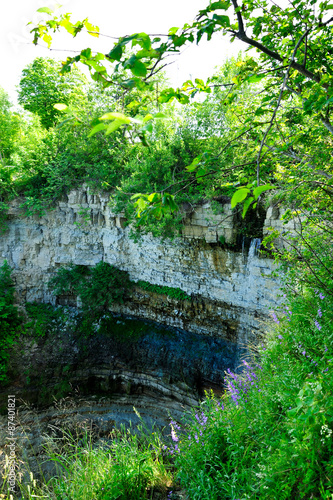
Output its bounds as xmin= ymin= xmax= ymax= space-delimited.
xmin=1 ymin=411 xmax=177 ymax=500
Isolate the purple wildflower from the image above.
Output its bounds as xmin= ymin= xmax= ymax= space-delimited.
xmin=171 ymin=427 xmax=178 ymax=442
xmin=271 ymin=311 xmax=280 ymax=324
xmin=318 ymin=308 xmax=322 ymax=318
xmin=314 ymin=320 xmax=322 ymax=330
xmin=201 ymin=413 xmax=208 ymax=425
xmin=278 ymin=334 xmax=283 ymax=339
xmin=319 ymin=293 xmax=325 ymax=299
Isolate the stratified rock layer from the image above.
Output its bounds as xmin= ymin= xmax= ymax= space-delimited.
xmin=0 ymin=185 xmax=281 ymax=348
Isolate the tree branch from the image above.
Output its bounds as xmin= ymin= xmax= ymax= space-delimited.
xmin=256 ymin=28 xmax=312 ymax=186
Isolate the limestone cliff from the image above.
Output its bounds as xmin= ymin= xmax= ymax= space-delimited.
xmin=0 ymin=185 xmax=282 ymax=347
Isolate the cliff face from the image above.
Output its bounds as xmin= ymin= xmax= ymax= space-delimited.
xmin=0 ymin=185 xmax=281 ymax=344
xmin=0 ymin=185 xmax=289 ymax=459
xmin=0 ymin=186 xmax=284 ymax=408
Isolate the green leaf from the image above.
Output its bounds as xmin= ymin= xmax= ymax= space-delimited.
xmin=212 ymin=14 xmax=230 ymax=26
xmin=105 ymin=119 xmax=126 ymax=134
xmin=53 ymin=103 xmax=68 ymax=111
xmin=122 ymin=79 xmax=138 ymax=89
xmin=100 ymin=112 xmax=130 ymax=122
xmin=136 ymin=197 xmax=147 ymax=211
xmin=247 ymin=74 xmax=266 ymax=83
xmin=143 ymin=122 xmax=153 ymax=133
xmin=131 ymin=60 xmax=147 ymax=77
xmin=81 ymin=48 xmax=92 ymax=59
xmin=168 ymin=27 xmax=179 ymax=35
xmin=88 ymin=123 xmax=107 ymax=137
xmin=209 ymin=1 xmax=230 ymax=10
xmin=253 ymin=184 xmax=274 ymax=200
xmin=130 ymin=193 xmax=144 ymax=200
xmin=42 ymin=33 xmax=53 ymax=48
xmin=231 ymin=188 xmax=250 ymax=208
xmin=148 ymin=192 xmax=158 ymax=202
xmin=132 ymin=32 xmax=151 ymax=50
xmin=186 ymin=156 xmax=201 ymax=172
xmin=108 ymin=44 xmax=122 ymax=61
xmin=242 ymin=196 xmax=254 ymax=218
xmin=84 ymin=20 xmax=99 ymax=36
xmin=37 ymin=7 xmax=54 ymax=15
xmin=143 ymin=114 xmax=153 ymax=123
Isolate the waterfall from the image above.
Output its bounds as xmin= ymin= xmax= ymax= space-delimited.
xmin=248 ymin=238 xmax=261 ymax=261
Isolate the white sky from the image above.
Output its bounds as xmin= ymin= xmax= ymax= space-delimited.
xmin=1 ymin=0 xmax=245 ymax=104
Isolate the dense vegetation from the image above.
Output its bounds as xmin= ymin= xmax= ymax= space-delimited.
xmin=1 ymin=0 xmax=333 ymax=498
xmin=0 ymin=262 xmax=22 ymax=382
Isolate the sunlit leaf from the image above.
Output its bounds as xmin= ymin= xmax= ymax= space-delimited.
xmin=88 ymin=123 xmax=107 ymax=137
xmin=100 ymin=112 xmax=130 ymax=122
xmin=105 ymin=119 xmax=126 ymax=134
xmin=253 ymin=184 xmax=274 ymax=200
xmin=242 ymin=196 xmax=254 ymax=218
xmin=37 ymin=7 xmax=54 ymax=15
xmin=53 ymin=103 xmax=68 ymax=111
xmin=231 ymin=188 xmax=250 ymax=208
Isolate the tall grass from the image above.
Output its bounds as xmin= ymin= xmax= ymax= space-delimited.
xmin=8 ymin=415 xmax=175 ymax=500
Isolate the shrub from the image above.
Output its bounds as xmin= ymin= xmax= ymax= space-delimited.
xmin=48 ymin=262 xmax=132 ymax=334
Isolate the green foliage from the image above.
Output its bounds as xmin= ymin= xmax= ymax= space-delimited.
xmin=24 ymin=302 xmax=68 ymax=338
xmin=136 ymin=280 xmax=191 ymax=301
xmin=0 ymin=88 xmax=21 ymax=167
xmin=174 ymin=286 xmax=333 ymax=499
xmin=8 ymin=284 xmax=333 ymax=499
xmin=0 ymin=261 xmax=22 ymax=382
xmin=48 ymin=262 xmax=131 ymax=333
xmin=18 ymin=57 xmax=88 ymax=129
xmin=264 ymin=207 xmax=333 ymax=297
xmin=15 ymin=416 xmax=174 ymax=500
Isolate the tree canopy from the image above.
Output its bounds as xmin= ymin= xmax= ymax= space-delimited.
xmin=18 ymin=57 xmax=88 ymax=129
xmin=30 ymin=1 xmax=333 ymax=194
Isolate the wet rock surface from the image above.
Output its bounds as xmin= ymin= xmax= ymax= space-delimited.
xmin=1 ymin=314 xmax=235 ymax=410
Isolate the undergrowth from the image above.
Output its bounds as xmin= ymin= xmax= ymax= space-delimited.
xmin=172 ymin=286 xmax=333 ymax=499
xmin=0 ymin=261 xmax=22 ymax=383
xmin=2 ymin=414 xmax=177 ymax=500
xmin=1 ymin=260 xmax=333 ymax=499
